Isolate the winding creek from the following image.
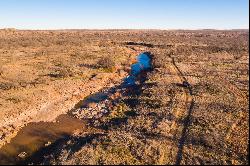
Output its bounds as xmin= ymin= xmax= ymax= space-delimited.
xmin=0 ymin=52 xmax=153 ymax=164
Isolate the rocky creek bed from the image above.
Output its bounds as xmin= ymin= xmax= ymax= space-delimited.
xmin=0 ymin=52 xmax=153 ymax=165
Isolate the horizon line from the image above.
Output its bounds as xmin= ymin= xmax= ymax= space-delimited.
xmin=1 ymin=27 xmax=249 ymax=31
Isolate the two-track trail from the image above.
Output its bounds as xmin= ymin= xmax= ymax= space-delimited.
xmin=166 ymin=54 xmax=195 ymax=165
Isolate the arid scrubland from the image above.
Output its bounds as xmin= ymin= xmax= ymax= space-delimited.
xmin=0 ymin=29 xmax=248 ymax=165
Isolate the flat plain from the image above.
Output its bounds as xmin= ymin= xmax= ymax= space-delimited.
xmin=0 ymin=29 xmax=248 ymax=165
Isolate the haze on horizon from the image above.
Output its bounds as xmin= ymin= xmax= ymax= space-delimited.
xmin=0 ymin=0 xmax=249 ymax=30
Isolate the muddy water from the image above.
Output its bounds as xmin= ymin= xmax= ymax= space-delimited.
xmin=0 ymin=91 xmax=111 ymax=165
xmin=0 ymin=115 xmax=86 ymax=165
xmin=73 ymin=90 xmax=110 ymax=109
xmin=0 ymin=52 xmax=153 ymax=165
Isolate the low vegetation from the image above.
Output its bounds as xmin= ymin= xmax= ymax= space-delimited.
xmin=0 ymin=29 xmax=248 ymax=165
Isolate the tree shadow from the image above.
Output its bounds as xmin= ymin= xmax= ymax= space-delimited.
xmin=20 ymin=133 xmax=106 ymax=165
xmin=78 ymin=63 xmax=99 ymax=69
xmin=174 ymin=80 xmax=195 ymax=165
xmin=168 ymin=55 xmax=196 ymax=164
xmin=11 ymin=52 xmax=154 ymax=165
xmin=125 ymin=41 xmax=155 ymax=48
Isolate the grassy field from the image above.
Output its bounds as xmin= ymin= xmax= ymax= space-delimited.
xmin=0 ymin=29 xmax=249 ymax=165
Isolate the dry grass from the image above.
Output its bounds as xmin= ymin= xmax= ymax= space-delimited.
xmin=0 ymin=29 xmax=248 ymax=165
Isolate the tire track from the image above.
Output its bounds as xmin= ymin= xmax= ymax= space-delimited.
xmin=166 ymin=55 xmax=195 ymax=165
xmin=168 ymin=54 xmax=247 ymax=164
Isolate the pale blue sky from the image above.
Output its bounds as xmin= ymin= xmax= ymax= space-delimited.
xmin=0 ymin=0 xmax=249 ymax=29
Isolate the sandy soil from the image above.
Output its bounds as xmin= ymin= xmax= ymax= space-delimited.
xmin=0 ymin=29 xmax=249 ymax=165
xmin=0 ymin=29 xmax=139 ymax=147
